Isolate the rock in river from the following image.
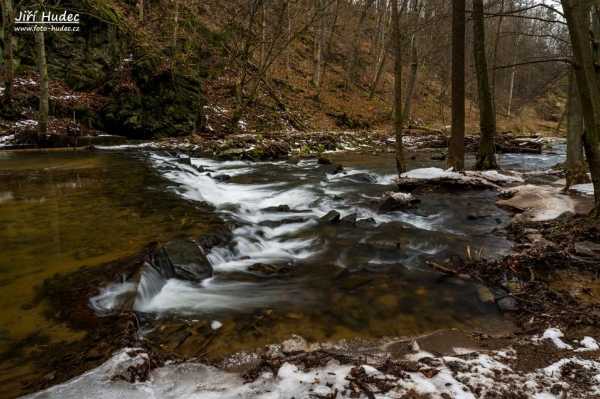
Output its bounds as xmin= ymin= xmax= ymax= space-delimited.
xmin=155 ymin=240 xmax=213 ymax=283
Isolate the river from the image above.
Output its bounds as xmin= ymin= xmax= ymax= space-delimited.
xmin=0 ymin=145 xmax=566 ymax=398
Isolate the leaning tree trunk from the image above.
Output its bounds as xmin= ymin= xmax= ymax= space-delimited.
xmin=447 ymin=0 xmax=466 ymax=171
xmin=472 ymin=0 xmax=498 ymax=170
xmin=562 ymin=0 xmax=600 ymax=216
xmin=565 ymin=66 xmax=590 ymax=189
xmin=391 ymin=0 xmax=405 ymax=176
xmin=36 ymin=28 xmax=49 ymax=140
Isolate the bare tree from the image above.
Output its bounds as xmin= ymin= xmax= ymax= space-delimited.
xmin=36 ymin=20 xmax=48 ymax=139
xmin=561 ymin=0 xmax=600 ymax=215
xmin=447 ymin=0 xmax=466 ymax=171
xmin=565 ymin=66 xmax=589 ymax=188
xmin=392 ymin=0 xmax=405 ymax=176
xmin=1 ymin=0 xmax=33 ymax=117
xmin=402 ymin=0 xmax=420 ymax=124
xmin=312 ymin=0 xmax=323 ymax=86
xmin=472 ymin=0 xmax=498 ymax=170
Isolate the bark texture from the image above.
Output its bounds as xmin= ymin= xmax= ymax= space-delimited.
xmin=392 ymin=0 xmax=405 ymax=176
xmin=472 ymin=0 xmax=498 ymax=170
xmin=447 ymin=0 xmax=466 ymax=171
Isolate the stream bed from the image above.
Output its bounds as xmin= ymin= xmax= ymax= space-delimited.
xmin=0 ymin=146 xmax=566 ymax=397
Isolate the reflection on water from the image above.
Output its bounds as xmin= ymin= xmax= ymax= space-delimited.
xmin=0 ymin=150 xmax=219 ymax=398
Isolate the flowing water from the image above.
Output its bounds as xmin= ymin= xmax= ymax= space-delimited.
xmin=0 ymin=146 xmax=564 ymax=397
xmin=90 ymin=151 xmax=524 ymax=362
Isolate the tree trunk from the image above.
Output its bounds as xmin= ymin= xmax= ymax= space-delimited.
xmin=472 ymin=0 xmax=498 ymax=170
xmin=490 ymin=0 xmax=504 ymax=108
xmin=506 ymin=35 xmax=521 ymax=119
xmin=565 ymin=66 xmax=590 ymax=188
xmin=343 ymin=0 xmax=374 ymax=90
xmin=392 ymin=0 xmax=405 ymax=176
xmin=562 ymin=0 xmax=600 ymax=216
xmin=173 ymin=0 xmax=179 ymax=47
xmin=36 ymin=27 xmax=48 ymax=139
xmin=447 ymin=0 xmax=466 ymax=171
xmin=139 ymin=0 xmax=144 ymax=22
xmin=312 ymin=0 xmax=322 ymax=86
xmin=402 ymin=0 xmax=419 ymax=124
xmin=1 ymin=0 xmax=15 ymax=112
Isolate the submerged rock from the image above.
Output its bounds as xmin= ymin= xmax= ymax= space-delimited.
xmin=318 ymin=157 xmax=333 ymax=165
xmin=340 ymin=173 xmax=378 ymax=183
xmin=258 ymin=217 xmax=309 ymax=228
xmin=248 ymin=263 xmax=293 ymax=276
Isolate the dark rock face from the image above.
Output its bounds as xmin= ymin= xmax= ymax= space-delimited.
xmin=153 ymin=240 xmax=213 ymax=283
xmin=320 ymin=210 xmax=341 ymax=223
xmin=340 ymin=173 xmax=378 ymax=183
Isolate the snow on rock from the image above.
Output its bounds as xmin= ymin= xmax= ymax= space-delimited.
xmin=540 ymin=327 xmax=573 ymax=350
xmin=24 ymin=330 xmax=600 ymax=399
xmin=399 ymin=167 xmax=522 ymax=189
xmin=497 ymin=185 xmax=594 ymax=221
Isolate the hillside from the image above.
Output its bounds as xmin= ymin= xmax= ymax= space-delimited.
xmin=0 ymin=0 xmax=566 ymax=144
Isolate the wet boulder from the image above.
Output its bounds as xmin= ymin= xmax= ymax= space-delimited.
xmin=261 ymin=204 xmax=291 ymax=213
xmin=318 ymin=157 xmax=333 ymax=165
xmin=212 ymin=174 xmax=230 ymax=182
xmin=197 ymin=232 xmax=233 ymax=251
xmin=160 ymin=240 xmax=213 ymax=283
xmin=379 ymin=192 xmax=415 ymax=213
xmin=356 ymin=217 xmax=376 ymax=226
xmin=340 ymin=213 xmax=357 ymax=225
xmin=330 ymin=164 xmax=344 ymax=175
xmin=320 ymin=210 xmax=341 ymax=223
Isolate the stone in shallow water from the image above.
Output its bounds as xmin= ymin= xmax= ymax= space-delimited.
xmin=340 ymin=172 xmax=378 ymax=183
xmin=320 ymin=210 xmax=340 ymax=223
xmin=160 ymin=240 xmax=213 ymax=283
